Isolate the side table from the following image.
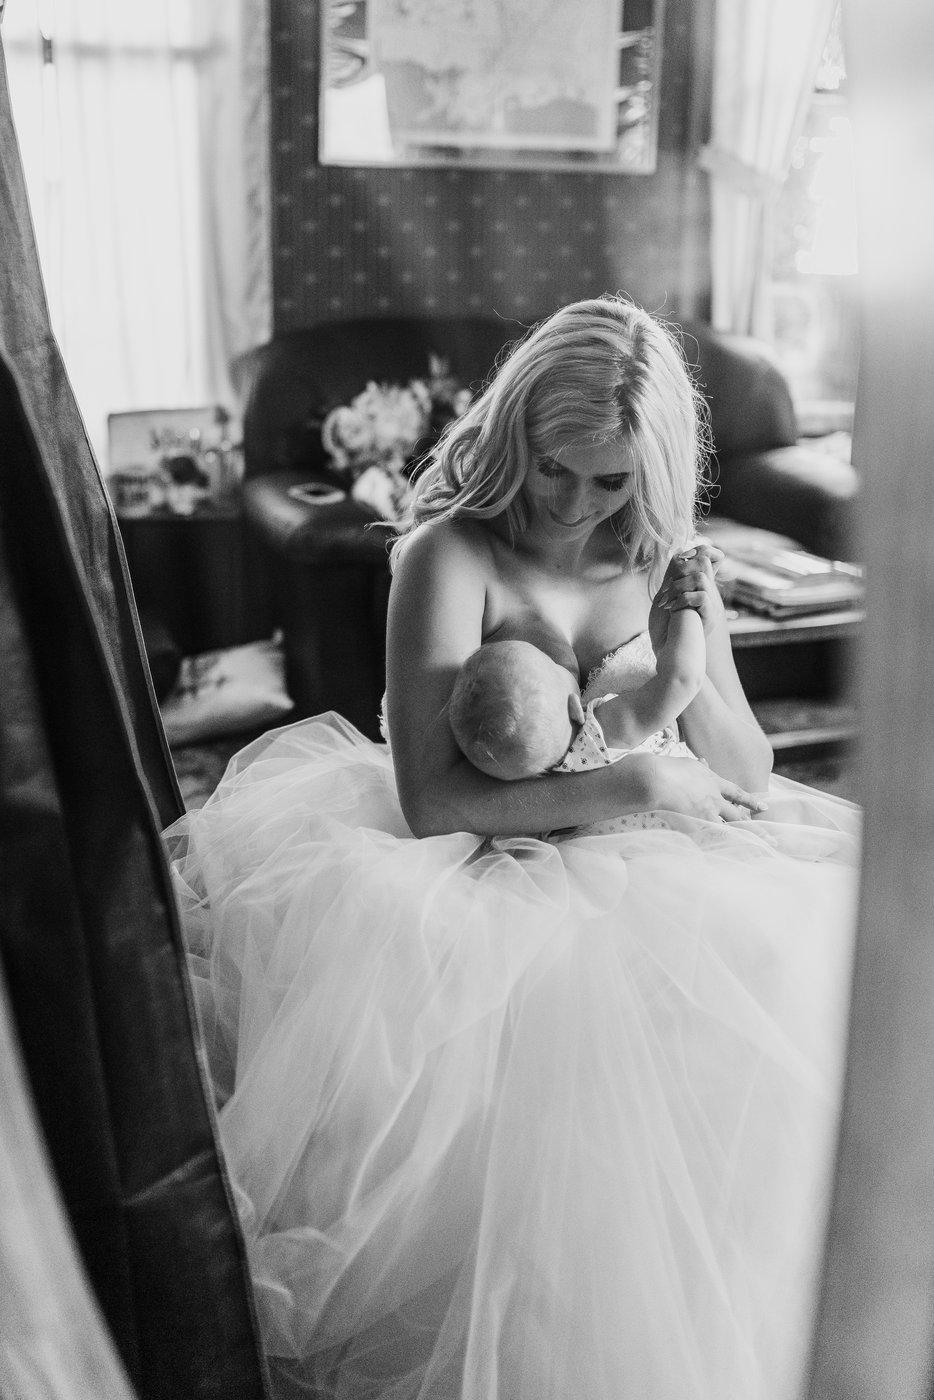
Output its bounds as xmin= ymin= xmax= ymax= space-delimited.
xmin=116 ymin=503 xmax=274 ymax=657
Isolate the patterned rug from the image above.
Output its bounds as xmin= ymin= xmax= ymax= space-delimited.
xmin=171 ymin=733 xmax=261 ymax=812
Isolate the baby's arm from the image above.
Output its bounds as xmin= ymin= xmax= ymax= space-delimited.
xmin=596 ymin=608 xmax=706 ymax=750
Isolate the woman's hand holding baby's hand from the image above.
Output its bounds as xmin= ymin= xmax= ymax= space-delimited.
xmin=652 ymin=545 xmax=728 ymax=639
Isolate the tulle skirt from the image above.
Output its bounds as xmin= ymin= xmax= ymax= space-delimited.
xmin=165 ymin=713 xmax=860 ymax=1400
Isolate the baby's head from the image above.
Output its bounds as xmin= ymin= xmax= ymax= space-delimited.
xmin=448 ymin=640 xmax=581 ymax=780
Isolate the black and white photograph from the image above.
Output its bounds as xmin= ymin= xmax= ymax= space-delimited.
xmin=1 ymin=2 xmax=932 ymax=1398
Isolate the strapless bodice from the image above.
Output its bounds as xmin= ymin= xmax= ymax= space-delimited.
xmin=582 ymin=631 xmax=657 ymax=703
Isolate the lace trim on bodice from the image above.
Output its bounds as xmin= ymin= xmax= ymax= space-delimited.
xmin=582 ymin=632 xmax=657 ymax=704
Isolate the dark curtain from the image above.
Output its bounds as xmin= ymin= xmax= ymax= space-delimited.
xmin=0 ymin=37 xmax=269 ymax=1400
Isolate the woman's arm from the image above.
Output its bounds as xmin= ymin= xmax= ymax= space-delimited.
xmin=385 ymin=523 xmax=764 ymax=837
xmin=651 ymin=547 xmax=774 ymax=791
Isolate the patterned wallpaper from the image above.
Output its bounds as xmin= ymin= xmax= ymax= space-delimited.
xmin=269 ymin=0 xmax=712 ymax=333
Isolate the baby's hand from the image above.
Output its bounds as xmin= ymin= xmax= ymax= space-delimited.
xmin=653 ymin=546 xmax=728 ymax=637
xmin=691 ymin=541 xmax=726 ymax=575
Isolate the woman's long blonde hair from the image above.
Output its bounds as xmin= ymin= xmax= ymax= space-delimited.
xmin=390 ymin=295 xmax=711 ymax=583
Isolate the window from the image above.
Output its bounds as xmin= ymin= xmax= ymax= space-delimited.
xmin=769 ymin=4 xmax=858 ymax=426
xmin=3 ymin=3 xmax=269 ymax=466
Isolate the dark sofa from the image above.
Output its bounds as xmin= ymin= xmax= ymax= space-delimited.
xmin=234 ymin=315 xmax=858 ymax=740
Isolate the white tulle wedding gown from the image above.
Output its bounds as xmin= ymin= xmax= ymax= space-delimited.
xmin=165 ymin=635 xmax=859 ymax=1400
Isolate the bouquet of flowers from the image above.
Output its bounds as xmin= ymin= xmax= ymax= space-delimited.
xmin=321 ymin=355 xmax=472 ymax=521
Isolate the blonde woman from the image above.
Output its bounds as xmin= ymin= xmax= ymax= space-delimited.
xmin=168 ymin=296 xmax=859 ymax=1400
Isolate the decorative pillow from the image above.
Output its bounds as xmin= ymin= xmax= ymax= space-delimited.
xmin=160 ymin=632 xmax=293 ymax=746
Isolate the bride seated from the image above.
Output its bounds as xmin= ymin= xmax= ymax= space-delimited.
xmin=167 ymin=294 xmax=859 ymax=1400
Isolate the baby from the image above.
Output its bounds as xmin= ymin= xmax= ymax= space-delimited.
xmin=448 ymin=608 xmax=706 ymax=832
xmin=447 ymin=637 xmax=587 ymax=781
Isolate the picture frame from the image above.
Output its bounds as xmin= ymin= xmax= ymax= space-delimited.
xmin=319 ymin=0 xmax=666 ymax=175
xmin=106 ymin=406 xmax=239 ymax=517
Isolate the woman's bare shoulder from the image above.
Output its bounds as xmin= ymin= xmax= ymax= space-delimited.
xmin=393 ymin=517 xmax=496 ymax=581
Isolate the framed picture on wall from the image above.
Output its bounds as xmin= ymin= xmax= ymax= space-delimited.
xmin=319 ymin=0 xmax=666 ymax=174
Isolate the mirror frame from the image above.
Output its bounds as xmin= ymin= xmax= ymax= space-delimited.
xmin=318 ymin=0 xmax=666 ymax=174
xmin=806 ymin=0 xmax=934 ymax=1395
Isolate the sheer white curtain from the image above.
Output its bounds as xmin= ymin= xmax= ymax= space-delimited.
xmin=3 ymin=0 xmax=270 ymax=465
xmin=699 ymin=0 xmax=836 ymax=337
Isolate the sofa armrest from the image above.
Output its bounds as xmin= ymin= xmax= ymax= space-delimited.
xmin=712 ymin=444 xmax=859 ymax=561
xmin=680 ymin=320 xmax=799 ymax=454
xmin=243 ymin=471 xmax=393 ymax=567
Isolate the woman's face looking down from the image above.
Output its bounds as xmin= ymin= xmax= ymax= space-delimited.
xmin=521 ymin=438 xmax=635 ymax=545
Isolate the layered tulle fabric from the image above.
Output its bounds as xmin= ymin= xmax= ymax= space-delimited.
xmin=166 ymin=711 xmax=859 ymax=1400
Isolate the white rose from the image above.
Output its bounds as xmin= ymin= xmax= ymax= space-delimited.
xmin=323 ymin=405 xmax=373 ymax=467
xmin=351 ymin=463 xmax=410 ymax=521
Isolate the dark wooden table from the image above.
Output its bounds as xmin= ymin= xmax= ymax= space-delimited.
xmin=117 ymin=503 xmax=274 ymax=657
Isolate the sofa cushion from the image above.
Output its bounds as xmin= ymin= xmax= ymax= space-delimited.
xmin=160 ymin=634 xmax=293 ymax=746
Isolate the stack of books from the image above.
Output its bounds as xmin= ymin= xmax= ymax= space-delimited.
xmin=701 ymin=519 xmax=865 ymax=620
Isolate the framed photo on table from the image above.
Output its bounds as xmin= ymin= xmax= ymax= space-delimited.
xmin=319 ymin=0 xmax=666 ymax=174
xmin=106 ymin=406 xmax=239 ymax=518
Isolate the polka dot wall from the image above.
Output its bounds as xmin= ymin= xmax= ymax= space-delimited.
xmin=271 ymin=0 xmax=712 ymax=332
